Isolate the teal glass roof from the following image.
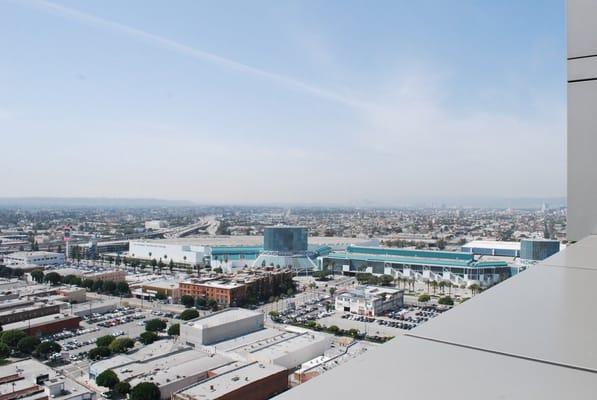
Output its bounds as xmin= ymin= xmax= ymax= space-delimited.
xmin=347 ymin=246 xmax=474 ymax=261
xmin=325 ymin=248 xmax=508 ymax=269
xmin=210 ymin=246 xmax=262 ymax=255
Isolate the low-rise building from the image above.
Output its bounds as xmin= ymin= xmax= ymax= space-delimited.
xmin=130 ymin=279 xmax=181 ymax=301
xmin=0 ymin=358 xmax=95 ymax=400
xmin=53 ymin=267 xmax=126 ymax=283
xmin=0 ymin=301 xmax=61 ymax=325
xmin=335 ymin=286 xmax=404 ymax=316
xmin=179 ymin=269 xmax=294 ymax=306
xmin=145 ymin=220 xmax=168 ymax=230
xmin=57 ymin=287 xmax=87 ymax=303
xmin=179 ymin=279 xmax=246 ymax=306
xmin=3 ymin=314 xmax=81 ymax=337
xmin=180 ymin=308 xmax=264 ymax=346
xmin=239 ymin=330 xmax=332 ymax=370
xmin=4 ymin=251 xmax=65 ymax=266
xmin=172 ymin=361 xmax=288 ymax=400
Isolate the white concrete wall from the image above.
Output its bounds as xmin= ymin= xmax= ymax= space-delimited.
xmin=567 ymin=0 xmax=597 ymax=241
xmin=129 ymin=241 xmax=204 ymax=264
xmin=180 ymin=312 xmax=264 ymax=346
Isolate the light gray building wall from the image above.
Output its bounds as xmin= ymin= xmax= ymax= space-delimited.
xmin=180 ymin=308 xmax=264 ymax=346
xmin=567 ymin=0 xmax=597 ymax=241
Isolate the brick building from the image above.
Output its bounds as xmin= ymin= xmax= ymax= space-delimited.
xmin=179 ymin=270 xmax=295 ymax=306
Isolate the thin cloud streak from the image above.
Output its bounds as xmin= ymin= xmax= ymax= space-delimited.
xmin=21 ymin=0 xmax=375 ymax=111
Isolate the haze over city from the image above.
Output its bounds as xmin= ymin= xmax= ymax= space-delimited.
xmin=0 ymin=0 xmax=565 ymax=204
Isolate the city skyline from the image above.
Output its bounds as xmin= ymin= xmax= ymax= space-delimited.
xmin=1 ymin=1 xmax=565 ymax=203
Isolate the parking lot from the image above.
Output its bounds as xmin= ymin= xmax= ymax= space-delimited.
xmin=45 ymin=306 xmax=177 ymax=362
xmin=271 ymin=294 xmax=448 ymax=338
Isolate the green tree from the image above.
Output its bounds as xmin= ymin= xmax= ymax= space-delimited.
xmin=180 ymin=308 xmax=199 ymax=321
xmin=117 ymin=281 xmax=130 ymax=295
xmin=347 ymin=328 xmax=360 ymax=338
xmin=17 ymin=336 xmax=40 ymax=354
xmin=213 ymin=267 xmax=223 ymax=274
xmin=169 ymin=259 xmax=174 ymax=273
xmin=180 ymin=295 xmax=194 ymax=308
xmin=0 ymin=342 xmax=9 ymax=359
xmin=195 ymin=297 xmax=207 ymax=308
xmin=96 ymin=369 xmax=120 ymax=389
xmin=88 ymin=346 xmax=111 ymax=360
xmin=92 ymin=280 xmax=104 ymax=292
xmin=109 ymin=337 xmax=135 ymax=353
xmin=130 ymin=382 xmax=161 ymax=400
xmin=207 ymin=299 xmax=218 ymax=311
xmin=35 ymin=341 xmax=61 ymax=359
xmin=96 ymin=335 xmax=115 ymax=347
xmin=469 ymin=283 xmax=481 ymax=295
xmin=82 ymin=279 xmax=94 ymax=289
xmin=43 ymin=272 xmax=62 ymax=285
xmin=1 ymin=330 xmax=27 ymax=348
xmin=145 ymin=319 xmax=166 ymax=332
xmin=63 ymin=274 xmax=79 ymax=285
xmin=327 ymin=325 xmax=340 ymax=335
xmin=167 ymin=323 xmax=180 ymax=336
xmin=103 ymin=280 xmax=117 ymax=294
xmin=30 ymin=269 xmax=44 ymax=283
xmin=438 ymin=296 xmax=454 ymax=306
xmin=139 ymin=331 xmax=159 ymax=345
xmin=114 ymin=381 xmax=131 ymax=396
xmin=418 ymin=293 xmax=431 ymax=303
xmin=154 ymin=291 xmax=167 ymax=301
xmin=379 ymin=274 xmax=394 ymax=286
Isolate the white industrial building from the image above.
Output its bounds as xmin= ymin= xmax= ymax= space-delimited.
xmin=3 ymin=251 xmax=65 ymax=266
xmin=245 ymin=330 xmax=332 ymax=369
xmin=180 ymin=308 xmax=264 ymax=346
xmin=145 ymin=220 xmax=168 ymax=230
xmin=128 ymin=236 xmax=378 ymax=272
xmin=335 ymin=286 xmax=404 ymax=316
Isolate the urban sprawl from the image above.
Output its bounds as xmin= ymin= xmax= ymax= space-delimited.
xmin=0 ymin=205 xmax=566 ymax=400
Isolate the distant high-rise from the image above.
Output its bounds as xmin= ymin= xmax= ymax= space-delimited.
xmin=520 ymin=239 xmax=560 ymax=261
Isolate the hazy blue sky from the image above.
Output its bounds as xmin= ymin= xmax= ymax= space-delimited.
xmin=0 ymin=0 xmax=565 ymax=205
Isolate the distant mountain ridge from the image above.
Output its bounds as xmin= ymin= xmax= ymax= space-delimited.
xmin=0 ymin=197 xmax=195 ymax=208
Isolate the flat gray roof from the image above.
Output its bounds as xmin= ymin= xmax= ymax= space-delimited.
xmin=0 ymin=358 xmax=93 ymax=400
xmin=175 ymin=361 xmax=285 ymax=399
xmin=123 ymin=350 xmax=230 ymax=387
xmin=273 ymin=235 xmax=597 ymax=399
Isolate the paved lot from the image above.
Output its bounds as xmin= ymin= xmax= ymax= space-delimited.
xmin=317 ymin=313 xmax=406 ymax=337
xmin=50 ymin=308 xmax=178 ymax=360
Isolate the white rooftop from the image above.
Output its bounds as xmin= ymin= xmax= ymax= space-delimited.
xmin=189 ymin=308 xmax=262 ymax=328
xmin=462 ymin=240 xmax=521 ymax=250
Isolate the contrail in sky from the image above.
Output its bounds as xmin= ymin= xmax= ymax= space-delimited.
xmin=20 ymin=0 xmax=374 ymax=110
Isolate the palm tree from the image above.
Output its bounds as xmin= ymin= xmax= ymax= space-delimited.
xmin=438 ymin=281 xmax=446 ymax=294
xmin=469 ymin=283 xmax=480 ymax=296
xmin=430 ymin=281 xmax=438 ymax=294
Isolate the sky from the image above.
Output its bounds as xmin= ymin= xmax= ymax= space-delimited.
xmin=0 ymin=0 xmax=566 ymax=206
